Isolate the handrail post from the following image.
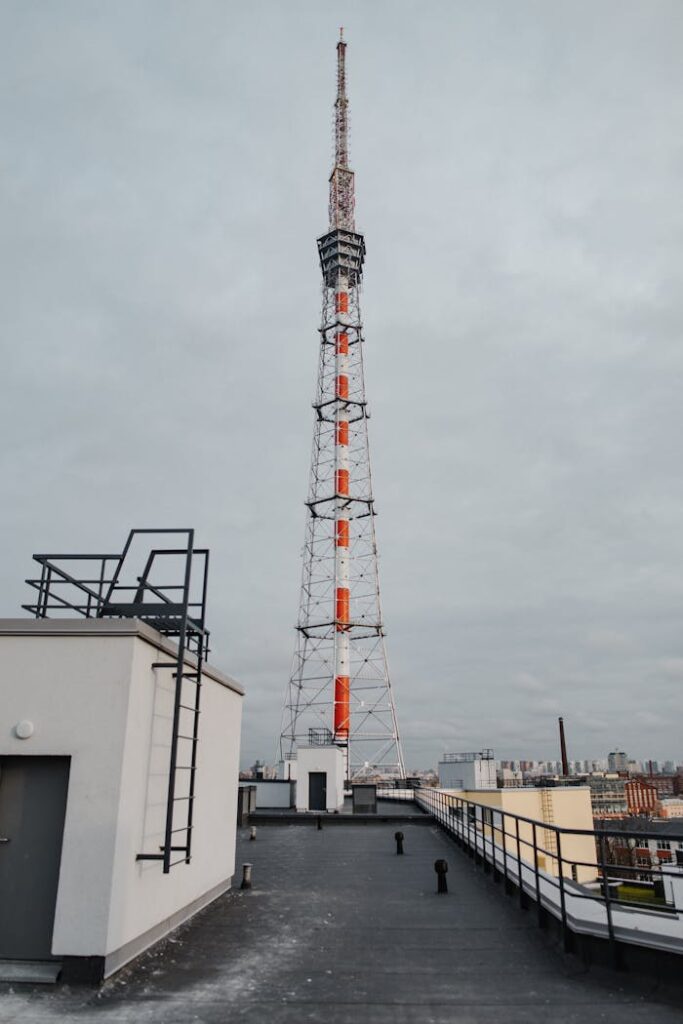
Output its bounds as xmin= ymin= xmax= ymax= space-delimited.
xmin=491 ymin=809 xmax=499 ymax=881
xmin=599 ymin=834 xmax=621 ymax=969
xmin=516 ymin=816 xmax=526 ymax=908
xmin=484 ymin=807 xmax=491 ymax=874
xmin=467 ymin=798 xmax=473 ymax=857
xmin=474 ymin=802 xmax=480 ymax=864
xmin=502 ymin=810 xmax=511 ymax=893
xmin=533 ymin=822 xmax=545 ymax=928
xmin=556 ymin=829 xmax=572 ymax=953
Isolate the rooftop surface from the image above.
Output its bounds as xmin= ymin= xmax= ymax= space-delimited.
xmin=2 ymin=821 xmax=683 ymax=1023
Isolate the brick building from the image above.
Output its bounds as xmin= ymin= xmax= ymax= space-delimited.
xmin=625 ymin=778 xmax=658 ymax=816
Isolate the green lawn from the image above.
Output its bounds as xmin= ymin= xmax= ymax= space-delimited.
xmin=616 ymin=883 xmax=667 ymax=907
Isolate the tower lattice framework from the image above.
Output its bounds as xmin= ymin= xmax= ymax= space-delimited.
xmin=279 ymin=32 xmax=405 ymax=781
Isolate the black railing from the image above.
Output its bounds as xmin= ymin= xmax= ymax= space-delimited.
xmin=415 ymin=787 xmax=683 ymax=964
xmin=375 ymin=785 xmax=418 ymax=803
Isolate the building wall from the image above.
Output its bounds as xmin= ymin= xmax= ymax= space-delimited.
xmin=435 ymin=786 xmax=597 ymax=883
xmin=640 ymin=775 xmax=677 ymax=797
xmin=239 ymin=780 xmax=294 ymax=808
xmin=0 ymin=620 xmax=243 ymax=973
xmin=658 ymin=799 xmax=683 ymax=819
xmin=497 ymin=768 xmax=524 ymax=788
xmin=587 ymin=774 xmax=627 ymax=817
xmin=625 ymin=779 xmax=658 ymax=815
xmin=438 ymin=757 xmax=496 ymax=790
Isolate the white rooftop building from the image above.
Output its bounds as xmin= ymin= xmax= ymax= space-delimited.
xmin=438 ymin=750 xmax=497 ymax=791
xmin=0 ymin=617 xmax=243 ymax=982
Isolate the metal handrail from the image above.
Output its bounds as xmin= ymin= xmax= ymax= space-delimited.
xmin=414 ymin=785 xmax=683 ymax=966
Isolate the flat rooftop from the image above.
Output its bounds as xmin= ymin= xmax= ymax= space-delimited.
xmin=2 ymin=821 xmax=683 ymax=1023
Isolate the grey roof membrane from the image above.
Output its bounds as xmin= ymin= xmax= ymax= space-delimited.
xmin=1 ymin=822 xmax=682 ymax=1023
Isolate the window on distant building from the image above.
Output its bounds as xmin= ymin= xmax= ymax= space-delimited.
xmin=657 ymin=840 xmax=671 ymax=851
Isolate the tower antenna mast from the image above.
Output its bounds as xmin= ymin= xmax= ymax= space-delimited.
xmin=279 ymin=33 xmax=405 ymax=781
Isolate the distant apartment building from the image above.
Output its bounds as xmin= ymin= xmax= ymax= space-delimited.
xmin=588 ymin=774 xmax=627 ymax=817
xmin=658 ymin=798 xmax=683 ymax=819
xmin=438 ymin=750 xmax=496 ymax=790
xmin=625 ymin=778 xmax=658 ymax=816
xmin=607 ymin=819 xmax=683 ymax=872
xmin=608 ymin=750 xmax=628 ymax=772
xmin=638 ymin=774 xmax=676 ymax=798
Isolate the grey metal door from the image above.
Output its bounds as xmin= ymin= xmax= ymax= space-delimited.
xmin=0 ymin=757 xmax=70 ymax=960
xmin=308 ymin=771 xmax=327 ymax=811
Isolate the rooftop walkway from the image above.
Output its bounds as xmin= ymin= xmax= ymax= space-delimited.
xmin=2 ymin=822 xmax=683 ymax=1023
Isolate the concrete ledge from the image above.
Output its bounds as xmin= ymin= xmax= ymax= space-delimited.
xmin=0 ymin=618 xmax=244 ymax=695
xmin=250 ymin=810 xmax=431 ymax=825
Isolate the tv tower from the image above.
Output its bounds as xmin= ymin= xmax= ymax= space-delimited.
xmin=279 ymin=31 xmax=405 ymax=780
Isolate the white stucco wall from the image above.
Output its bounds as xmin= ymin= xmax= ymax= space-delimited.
xmin=239 ymin=780 xmax=293 ymax=808
xmin=296 ymin=745 xmax=344 ymax=811
xmin=438 ymin=758 xmax=496 ymax=790
xmin=0 ymin=619 xmax=243 ymax=968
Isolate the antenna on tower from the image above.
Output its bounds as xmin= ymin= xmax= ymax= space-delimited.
xmin=329 ymin=28 xmax=353 ymax=230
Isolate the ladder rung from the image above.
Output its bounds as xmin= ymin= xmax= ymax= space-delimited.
xmin=174 ymin=765 xmax=197 ymax=771
xmin=178 ymin=704 xmax=200 ymax=712
xmin=175 ymin=734 xmax=198 ymax=742
xmin=151 ymin=662 xmax=178 ymax=669
xmin=171 ymin=824 xmax=194 ymax=832
xmin=172 ymin=796 xmax=193 ymax=803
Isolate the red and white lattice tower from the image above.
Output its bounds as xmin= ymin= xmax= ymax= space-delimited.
xmin=279 ymin=31 xmax=405 ymax=781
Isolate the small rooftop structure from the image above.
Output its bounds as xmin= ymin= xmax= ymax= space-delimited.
xmin=0 ymin=530 xmax=243 ymax=983
xmin=438 ymin=749 xmax=496 ymax=790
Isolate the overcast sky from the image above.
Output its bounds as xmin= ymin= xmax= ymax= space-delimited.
xmin=2 ymin=1 xmax=683 ymax=769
